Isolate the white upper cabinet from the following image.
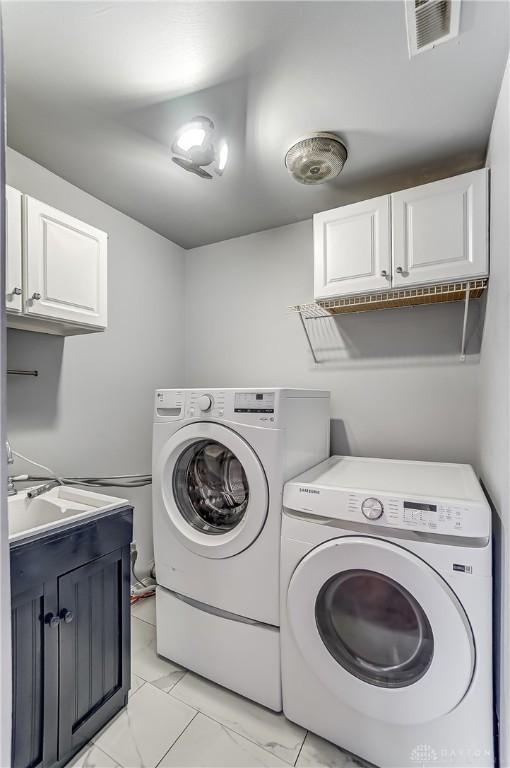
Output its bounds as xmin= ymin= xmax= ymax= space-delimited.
xmin=314 ymin=195 xmax=391 ymax=298
xmin=313 ymin=169 xmax=488 ymax=300
xmin=6 ymin=185 xmax=23 ymax=313
xmin=23 ymin=196 xmax=107 ymax=329
xmin=391 ymin=169 xmax=488 ymax=288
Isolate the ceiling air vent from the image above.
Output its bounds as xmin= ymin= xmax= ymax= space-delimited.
xmin=405 ymin=0 xmax=461 ymax=57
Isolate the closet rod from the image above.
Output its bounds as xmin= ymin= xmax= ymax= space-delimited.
xmin=7 ymin=369 xmax=39 ymax=377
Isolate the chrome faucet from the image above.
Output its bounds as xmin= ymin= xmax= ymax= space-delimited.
xmin=6 ymin=441 xmax=17 ymax=496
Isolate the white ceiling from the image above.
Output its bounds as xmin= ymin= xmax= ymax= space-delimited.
xmin=3 ymin=1 xmax=509 ymax=249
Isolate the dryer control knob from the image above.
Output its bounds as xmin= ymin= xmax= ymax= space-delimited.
xmin=361 ymin=497 xmax=384 ymax=520
xmin=197 ymin=395 xmax=213 ymax=412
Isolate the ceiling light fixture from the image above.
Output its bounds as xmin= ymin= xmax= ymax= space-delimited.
xmin=216 ymin=140 xmax=229 ymax=176
xmin=171 ymin=116 xmax=228 ymax=180
xmin=176 ymin=127 xmax=207 ymax=153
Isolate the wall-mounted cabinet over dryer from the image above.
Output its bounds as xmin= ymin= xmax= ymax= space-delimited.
xmin=5 ymin=186 xmax=108 ymax=335
xmin=314 ymin=169 xmax=488 ymax=299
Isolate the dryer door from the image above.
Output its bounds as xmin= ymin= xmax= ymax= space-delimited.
xmin=286 ymin=536 xmax=475 ymax=725
xmin=156 ymin=422 xmax=268 ymax=559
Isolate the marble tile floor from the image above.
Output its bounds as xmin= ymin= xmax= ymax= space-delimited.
xmin=67 ymin=597 xmax=364 ymax=768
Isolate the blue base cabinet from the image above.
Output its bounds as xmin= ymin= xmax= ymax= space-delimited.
xmin=10 ymin=505 xmax=133 ymax=768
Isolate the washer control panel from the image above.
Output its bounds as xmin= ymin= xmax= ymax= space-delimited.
xmin=155 ymin=389 xmax=185 ymax=420
xmin=186 ymin=391 xmax=225 ymax=419
xmin=183 ymin=390 xmax=277 ymax=425
xmin=196 ymin=394 xmax=213 ymax=412
xmin=234 ymin=391 xmax=275 ymax=414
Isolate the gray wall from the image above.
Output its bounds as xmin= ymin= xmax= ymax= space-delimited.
xmin=6 ymin=148 xmax=186 ymax=573
xmin=479 ymin=56 xmax=510 ymax=766
xmin=185 ymin=219 xmax=481 ymax=466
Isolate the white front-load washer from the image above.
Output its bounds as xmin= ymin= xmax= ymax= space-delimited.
xmin=281 ymin=456 xmax=493 ymax=767
xmin=153 ymin=388 xmax=330 ymax=710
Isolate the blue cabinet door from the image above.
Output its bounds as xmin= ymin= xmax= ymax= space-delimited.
xmin=57 ymin=547 xmax=131 ymax=760
xmin=11 ymin=581 xmax=59 ymax=768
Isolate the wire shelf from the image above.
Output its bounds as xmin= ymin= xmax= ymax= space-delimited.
xmin=290 ymin=279 xmax=488 ymax=363
xmin=290 ymin=279 xmax=488 ymax=319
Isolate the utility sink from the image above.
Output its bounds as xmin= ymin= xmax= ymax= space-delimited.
xmin=8 ymin=485 xmax=128 ymax=543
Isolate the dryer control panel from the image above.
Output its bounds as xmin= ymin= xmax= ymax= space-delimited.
xmin=284 ymin=486 xmax=490 ymax=542
xmin=347 ymin=493 xmax=475 ymax=537
xmin=283 ymin=456 xmax=491 ymax=543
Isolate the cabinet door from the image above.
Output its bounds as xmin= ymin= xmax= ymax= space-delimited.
xmin=391 ymin=169 xmax=488 ymax=288
xmin=24 ymin=196 xmax=107 ymax=327
xmin=314 ymin=195 xmax=391 ymax=299
xmin=11 ymin=582 xmax=59 ymax=768
xmin=6 ymin=185 xmax=23 ymax=313
xmin=57 ymin=548 xmax=130 ymax=760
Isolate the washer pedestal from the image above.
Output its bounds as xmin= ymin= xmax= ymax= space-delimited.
xmin=156 ymin=586 xmax=282 ymax=711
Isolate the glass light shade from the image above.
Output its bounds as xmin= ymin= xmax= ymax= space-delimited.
xmin=176 ymin=127 xmax=206 ymax=152
xmin=217 ymin=141 xmax=229 ymax=173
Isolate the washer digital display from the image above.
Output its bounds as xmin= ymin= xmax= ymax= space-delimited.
xmin=234 ymin=392 xmax=275 ymax=413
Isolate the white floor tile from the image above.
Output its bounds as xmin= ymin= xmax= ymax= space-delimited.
xmin=130 ymin=673 xmax=145 ymax=697
xmin=170 ymin=673 xmax=305 ymax=765
xmin=131 ymin=616 xmax=185 ymax=691
xmin=296 ymin=733 xmax=365 ymax=768
xmin=159 ymin=713 xmax=289 ymax=767
xmin=131 ymin=596 xmax=156 ymax=626
xmin=65 ymin=742 xmax=120 ymax=767
xmin=92 ymin=683 xmax=196 ymax=768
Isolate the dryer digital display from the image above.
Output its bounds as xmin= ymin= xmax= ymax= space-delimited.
xmin=403 ymin=501 xmax=438 ymax=525
xmin=404 ymin=501 xmax=437 ymax=512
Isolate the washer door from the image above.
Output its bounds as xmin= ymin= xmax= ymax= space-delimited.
xmin=157 ymin=422 xmax=268 ymax=559
xmin=287 ymin=536 xmax=475 ymax=725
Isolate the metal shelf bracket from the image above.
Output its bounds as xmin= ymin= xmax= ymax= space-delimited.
xmin=460 ymin=284 xmax=472 ymax=363
xmin=297 ymin=311 xmax=319 ymax=364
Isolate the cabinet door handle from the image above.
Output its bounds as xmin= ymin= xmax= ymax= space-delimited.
xmin=396 ymin=267 xmax=405 ymax=275
xmin=12 ymin=287 xmax=22 ymax=296
xmin=381 ymin=270 xmax=389 ymax=278
xmin=59 ymin=609 xmax=74 ymax=624
xmin=44 ymin=612 xmax=61 ymax=629
xmin=31 ymin=292 xmax=41 ymax=301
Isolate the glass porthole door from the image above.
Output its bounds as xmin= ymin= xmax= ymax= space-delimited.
xmin=287 ymin=537 xmax=475 ymax=725
xmin=315 ymin=569 xmax=434 ymax=689
xmin=173 ymin=439 xmax=250 ymax=535
xmin=156 ymin=422 xmax=268 ymax=559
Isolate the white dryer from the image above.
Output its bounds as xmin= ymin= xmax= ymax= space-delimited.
xmin=281 ymin=456 xmax=493 ymax=767
xmin=153 ymin=388 xmax=329 ymax=710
